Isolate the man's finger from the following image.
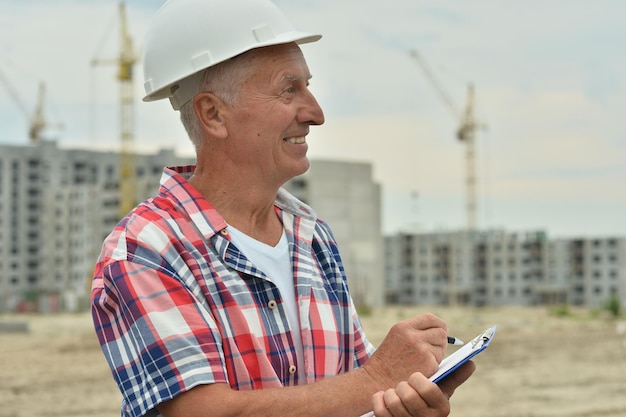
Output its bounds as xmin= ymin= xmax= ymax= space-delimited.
xmin=437 ymin=361 xmax=476 ymax=398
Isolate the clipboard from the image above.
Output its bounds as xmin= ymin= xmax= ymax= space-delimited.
xmin=429 ymin=325 xmax=497 ymax=383
xmin=359 ymin=325 xmax=497 ymax=417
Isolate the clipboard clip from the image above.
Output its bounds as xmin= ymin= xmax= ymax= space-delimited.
xmin=471 ymin=326 xmax=497 ymax=349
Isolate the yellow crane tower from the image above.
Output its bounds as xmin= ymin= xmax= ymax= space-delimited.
xmin=92 ymin=1 xmax=138 ymax=219
xmin=409 ymin=49 xmax=483 ymax=231
xmin=0 ymin=70 xmax=60 ymax=143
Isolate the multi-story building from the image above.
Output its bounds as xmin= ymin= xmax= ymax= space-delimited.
xmin=7 ymin=139 xmax=620 ymax=313
xmin=285 ymin=159 xmax=384 ymax=309
xmin=1 ymin=143 xmax=385 ymax=312
xmin=0 ymin=140 xmax=194 ymax=312
xmin=385 ymin=230 xmax=626 ymax=309
xmin=545 ymin=238 xmax=625 ymax=307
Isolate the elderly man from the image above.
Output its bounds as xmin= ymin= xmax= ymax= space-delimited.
xmin=91 ymin=1 xmax=474 ymax=416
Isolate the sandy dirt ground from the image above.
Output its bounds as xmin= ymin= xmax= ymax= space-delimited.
xmin=1 ymin=306 xmax=625 ymax=417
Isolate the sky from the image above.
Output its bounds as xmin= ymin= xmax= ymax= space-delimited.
xmin=1 ymin=0 xmax=625 ymax=238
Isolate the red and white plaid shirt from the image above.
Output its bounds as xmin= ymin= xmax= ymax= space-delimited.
xmin=91 ymin=166 xmax=375 ymax=417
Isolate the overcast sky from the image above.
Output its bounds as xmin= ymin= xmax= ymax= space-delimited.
xmin=1 ymin=0 xmax=624 ymax=238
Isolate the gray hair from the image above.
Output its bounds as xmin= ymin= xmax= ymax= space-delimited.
xmin=179 ymin=52 xmax=256 ymax=148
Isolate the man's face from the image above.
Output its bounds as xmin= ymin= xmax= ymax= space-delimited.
xmin=222 ymin=43 xmax=325 ymax=185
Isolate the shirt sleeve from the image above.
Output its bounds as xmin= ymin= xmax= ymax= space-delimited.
xmin=92 ymin=258 xmax=229 ymax=417
xmin=351 ymin=302 xmax=377 ymax=367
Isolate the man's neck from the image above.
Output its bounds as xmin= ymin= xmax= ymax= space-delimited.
xmin=188 ymin=170 xmax=284 ymax=246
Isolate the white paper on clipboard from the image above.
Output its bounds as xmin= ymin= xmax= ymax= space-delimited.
xmin=360 ymin=325 xmax=498 ymax=417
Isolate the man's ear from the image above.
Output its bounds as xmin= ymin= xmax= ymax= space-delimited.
xmin=193 ymin=92 xmax=228 ymax=138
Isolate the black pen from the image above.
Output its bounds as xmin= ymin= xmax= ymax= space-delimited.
xmin=448 ymin=336 xmax=464 ymax=345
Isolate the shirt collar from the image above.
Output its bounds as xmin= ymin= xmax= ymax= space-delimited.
xmin=159 ymin=166 xmax=318 ymax=237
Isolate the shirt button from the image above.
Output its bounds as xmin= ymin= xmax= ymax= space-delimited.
xmin=268 ymin=300 xmax=277 ymax=309
xmin=289 ymin=365 xmax=297 ymax=374
xmin=220 ymin=229 xmax=228 ymax=235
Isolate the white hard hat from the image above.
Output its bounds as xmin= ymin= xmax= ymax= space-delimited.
xmin=142 ymin=0 xmax=321 ymax=110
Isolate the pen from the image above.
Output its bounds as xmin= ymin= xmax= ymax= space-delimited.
xmin=447 ymin=336 xmax=464 ymax=345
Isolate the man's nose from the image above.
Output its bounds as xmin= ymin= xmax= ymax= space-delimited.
xmin=299 ymin=90 xmax=325 ymax=126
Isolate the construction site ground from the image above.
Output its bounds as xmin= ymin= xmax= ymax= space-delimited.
xmin=1 ymin=306 xmax=625 ymax=417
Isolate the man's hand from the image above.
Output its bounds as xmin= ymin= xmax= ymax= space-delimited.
xmin=363 ymin=313 xmax=449 ymax=388
xmin=370 ymin=361 xmax=476 ymax=417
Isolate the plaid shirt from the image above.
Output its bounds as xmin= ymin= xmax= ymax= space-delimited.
xmin=92 ymin=166 xmax=375 ymax=417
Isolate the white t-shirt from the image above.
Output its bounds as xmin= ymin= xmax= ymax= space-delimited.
xmin=227 ymin=225 xmax=305 ymax=382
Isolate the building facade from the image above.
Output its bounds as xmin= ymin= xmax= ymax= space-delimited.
xmin=7 ymin=140 xmax=619 ymax=313
xmin=0 ymin=141 xmax=193 ymax=312
xmin=1 ymin=145 xmax=385 ymax=312
xmin=385 ymin=229 xmax=626 ymax=308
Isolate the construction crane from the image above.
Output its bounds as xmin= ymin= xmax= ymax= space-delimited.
xmin=0 ymin=70 xmax=60 ymax=143
xmin=409 ymin=49 xmax=483 ymax=231
xmin=92 ymin=1 xmax=138 ymax=219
